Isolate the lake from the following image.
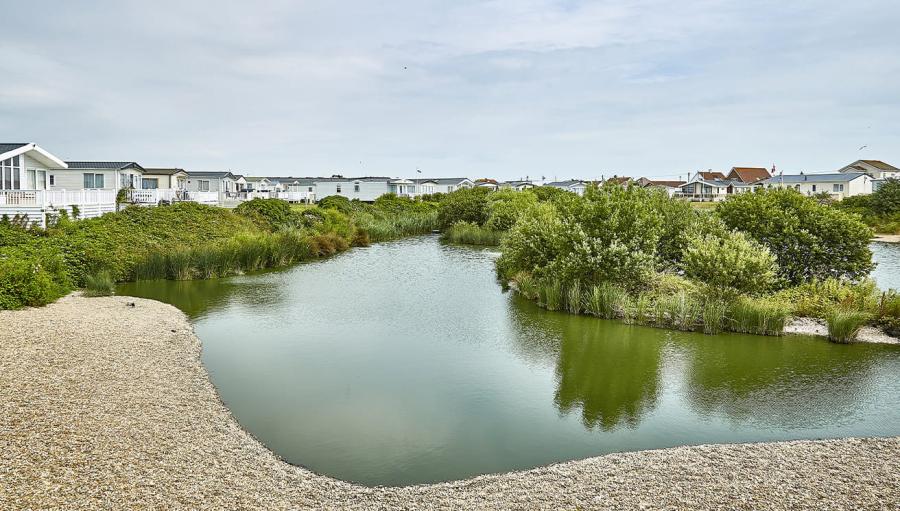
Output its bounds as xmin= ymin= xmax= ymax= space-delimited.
xmin=118 ymin=236 xmax=900 ymax=486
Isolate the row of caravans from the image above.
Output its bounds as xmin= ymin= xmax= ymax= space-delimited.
xmin=0 ymin=143 xmax=478 ymax=227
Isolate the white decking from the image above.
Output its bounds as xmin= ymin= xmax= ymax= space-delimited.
xmin=0 ymin=189 xmax=118 ymax=227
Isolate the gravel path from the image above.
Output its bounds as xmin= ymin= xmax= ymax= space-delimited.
xmin=2 ymin=295 xmax=899 ymax=510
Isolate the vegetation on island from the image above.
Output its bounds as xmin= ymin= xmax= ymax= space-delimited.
xmin=833 ymin=178 xmax=900 ymax=234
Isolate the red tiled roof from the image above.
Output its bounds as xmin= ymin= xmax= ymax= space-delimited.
xmin=727 ymin=167 xmax=771 ymax=183
xmin=699 ymin=171 xmax=727 ymax=180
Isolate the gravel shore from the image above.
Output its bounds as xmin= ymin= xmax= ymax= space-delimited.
xmin=785 ymin=317 xmax=900 ymax=344
xmin=2 ymin=295 xmax=899 ymax=510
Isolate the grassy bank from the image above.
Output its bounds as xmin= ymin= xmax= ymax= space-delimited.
xmin=0 ymin=195 xmax=440 ymax=310
xmin=440 ymin=222 xmax=502 ymax=246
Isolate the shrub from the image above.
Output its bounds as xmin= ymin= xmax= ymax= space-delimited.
xmin=235 ymin=198 xmax=294 ymax=229
xmin=826 ymin=309 xmax=870 ymax=343
xmin=484 ymin=190 xmax=539 ymax=231
xmin=317 ymin=195 xmax=353 ymax=214
xmin=681 ymin=230 xmax=778 ymax=296
xmin=773 ymin=278 xmax=879 ymax=318
xmin=0 ymin=245 xmax=71 ymax=309
xmin=83 ymin=271 xmax=115 ymax=297
xmin=717 ymin=188 xmax=873 ymax=286
xmin=437 ymin=188 xmax=491 ymax=228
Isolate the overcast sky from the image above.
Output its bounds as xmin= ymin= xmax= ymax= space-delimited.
xmin=1 ymin=1 xmax=898 ymax=180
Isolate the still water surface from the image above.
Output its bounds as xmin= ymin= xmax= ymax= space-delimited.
xmin=119 ymin=237 xmax=900 ymax=486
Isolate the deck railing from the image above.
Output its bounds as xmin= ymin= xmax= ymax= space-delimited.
xmin=0 ymin=189 xmax=117 ymax=207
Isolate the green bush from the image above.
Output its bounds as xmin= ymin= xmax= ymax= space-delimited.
xmin=717 ymin=188 xmax=873 ymax=286
xmin=681 ymin=230 xmax=778 ymax=296
xmin=234 ymin=198 xmax=294 ymax=229
xmin=437 ymin=188 xmax=491 ymax=228
xmin=772 ymin=278 xmax=879 ymax=318
xmin=484 ymin=190 xmax=539 ymax=231
xmin=316 ymin=195 xmax=353 ymax=214
xmin=83 ymin=271 xmax=115 ymax=297
xmin=0 ymin=244 xmax=71 ymax=309
xmin=871 ymin=178 xmax=900 ymax=216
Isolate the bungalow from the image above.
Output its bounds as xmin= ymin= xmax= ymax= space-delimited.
xmin=838 ymin=160 xmax=899 ymax=180
xmin=545 ymin=180 xmax=587 ymax=196
xmin=130 ymin=168 xmax=189 ymax=204
xmin=762 ymin=172 xmax=872 ymax=199
xmin=185 ymin=171 xmax=238 ymax=204
xmin=411 ymin=178 xmax=439 ymax=196
xmin=61 ymin=161 xmax=145 ymax=192
xmin=498 ymin=180 xmax=535 ymax=191
xmin=313 ymin=176 xmax=392 ymax=202
xmin=427 ymin=178 xmax=474 ymax=194
xmin=271 ymin=178 xmax=315 ymax=203
xmin=637 ymin=178 xmax=686 ymax=197
xmin=0 ymin=143 xmax=118 ymax=226
xmin=676 ymin=167 xmax=769 ymax=201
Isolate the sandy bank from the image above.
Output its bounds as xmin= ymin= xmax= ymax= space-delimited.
xmin=873 ymin=234 xmax=900 ymax=243
xmin=1 ymin=295 xmax=898 ymax=510
xmin=785 ymin=317 xmax=899 ymax=344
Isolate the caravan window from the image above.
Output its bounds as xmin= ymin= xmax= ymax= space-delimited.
xmin=199 ymin=180 xmax=210 ymax=192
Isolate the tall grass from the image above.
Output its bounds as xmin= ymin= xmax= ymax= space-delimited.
xmin=538 ymin=280 xmax=564 ymax=311
xmin=658 ymin=291 xmax=701 ymax=331
xmin=701 ymin=301 xmax=728 ymax=334
xmin=512 ymin=272 xmax=539 ymax=300
xmin=585 ymin=283 xmax=627 ymax=319
xmin=826 ymin=309 xmax=870 ymax=343
xmin=83 ymin=270 xmax=115 ymax=297
xmin=565 ymin=281 xmax=583 ymax=314
xmin=359 ymin=211 xmax=439 ymax=243
xmin=441 ymin=221 xmax=503 ymax=246
xmin=727 ymin=297 xmax=791 ymax=336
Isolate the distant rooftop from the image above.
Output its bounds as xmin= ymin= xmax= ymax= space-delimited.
xmin=763 ymin=172 xmax=869 ymax=184
xmin=66 ymin=161 xmax=144 ymax=171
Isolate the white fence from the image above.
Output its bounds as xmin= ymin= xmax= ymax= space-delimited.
xmin=0 ymin=189 xmax=117 ymax=208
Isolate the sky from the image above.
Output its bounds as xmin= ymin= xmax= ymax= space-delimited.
xmin=1 ymin=1 xmax=898 ymax=181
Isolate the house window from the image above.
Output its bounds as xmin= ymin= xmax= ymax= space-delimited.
xmin=833 ymin=183 xmax=844 ymax=192
xmin=83 ymin=173 xmax=105 ymax=188
xmin=448 ymin=186 xmax=455 ymax=192
xmin=308 ymin=186 xmax=313 ymax=192
xmin=198 ymin=180 xmax=210 ymax=192
xmin=354 ymin=183 xmax=360 ymax=193
xmin=1 ymin=156 xmax=19 ymax=190
xmin=143 ymin=178 xmax=159 ymax=189
xmin=336 ymin=184 xmax=342 ymax=193
xmin=812 ymin=185 xmax=816 ymax=192
xmin=49 ymin=175 xmax=55 ymax=186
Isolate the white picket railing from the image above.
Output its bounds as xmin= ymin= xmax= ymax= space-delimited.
xmin=185 ymin=191 xmax=221 ymax=204
xmin=0 ymin=189 xmax=117 ymax=207
xmin=127 ymin=188 xmax=184 ymax=204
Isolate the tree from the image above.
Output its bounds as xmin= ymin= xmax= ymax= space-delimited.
xmin=681 ymin=230 xmax=778 ymax=296
xmin=484 ymin=190 xmax=539 ymax=231
xmin=871 ymin=178 xmax=900 ymax=216
xmin=716 ymin=189 xmax=873 ymax=286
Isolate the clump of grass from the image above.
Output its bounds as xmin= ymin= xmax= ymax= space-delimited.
xmin=727 ymin=296 xmax=791 ymax=336
xmin=441 ymin=221 xmax=502 ymax=246
xmin=539 ymin=279 xmax=564 ymax=311
xmin=662 ymin=291 xmax=701 ymax=331
xmin=702 ymin=300 xmax=728 ymax=334
xmin=628 ymin=293 xmax=651 ymax=325
xmin=586 ymin=283 xmax=627 ymax=319
xmin=512 ymin=272 xmax=539 ymax=300
xmin=83 ymin=270 xmax=115 ymax=297
xmin=826 ymin=309 xmax=870 ymax=343
xmin=565 ymin=281 xmax=583 ymax=314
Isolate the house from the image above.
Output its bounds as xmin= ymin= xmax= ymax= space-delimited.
xmin=545 ymin=180 xmax=587 ymax=196
xmin=130 ymin=168 xmax=189 ymax=204
xmin=676 ymin=167 xmax=769 ymax=201
xmin=62 ymin=161 xmax=145 ymax=192
xmin=838 ymin=160 xmax=899 ymax=180
xmin=313 ymin=176 xmax=392 ymax=202
xmin=637 ymin=178 xmax=686 ymax=197
xmin=726 ymin=166 xmax=771 ymax=184
xmin=389 ymin=178 xmax=415 ymax=197
xmin=427 ymin=178 xmax=474 ymax=194
xmin=0 ymin=143 xmax=118 ymax=226
xmin=185 ymin=171 xmax=238 ymax=204
xmin=411 ymin=178 xmax=439 ymax=196
xmin=498 ymin=180 xmax=535 ymax=191
xmin=272 ymin=178 xmax=316 ymax=203
xmin=474 ymin=179 xmax=499 ymax=191
xmin=761 ymin=172 xmax=873 ymax=199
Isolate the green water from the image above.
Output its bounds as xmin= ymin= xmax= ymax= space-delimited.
xmin=118 ymin=236 xmax=900 ymax=486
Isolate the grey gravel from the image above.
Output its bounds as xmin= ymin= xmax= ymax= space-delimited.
xmin=785 ymin=317 xmax=899 ymax=344
xmin=2 ymin=295 xmax=899 ymax=510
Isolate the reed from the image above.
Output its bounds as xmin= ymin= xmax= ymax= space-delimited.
xmin=701 ymin=300 xmax=728 ymax=334
xmin=727 ymin=297 xmax=791 ymax=336
xmin=83 ymin=270 xmax=115 ymax=297
xmin=512 ymin=272 xmax=539 ymax=300
xmin=826 ymin=309 xmax=870 ymax=343
xmin=627 ymin=293 xmax=651 ymax=325
xmin=585 ymin=283 xmax=627 ymax=319
xmin=539 ymin=280 xmax=564 ymax=311
xmin=565 ymin=281 xmax=584 ymax=314
xmin=441 ymin=222 xmax=503 ymax=246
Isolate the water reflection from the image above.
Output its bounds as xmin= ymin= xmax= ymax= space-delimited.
xmin=554 ymin=319 xmax=661 ymax=431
